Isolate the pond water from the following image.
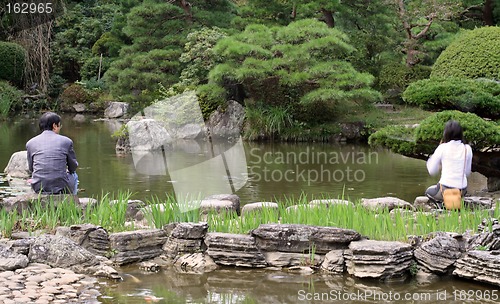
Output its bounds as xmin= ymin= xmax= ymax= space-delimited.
xmin=99 ymin=267 xmax=497 ymax=304
xmin=0 ymin=114 xmax=494 ymax=303
xmin=0 ymin=114 xmax=487 ymax=203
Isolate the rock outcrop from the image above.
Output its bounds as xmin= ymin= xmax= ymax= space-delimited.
xmin=205 ymin=233 xmax=267 ymax=267
xmin=206 ymin=100 xmax=245 ymax=140
xmin=454 ymin=250 xmax=500 ymax=286
xmin=0 ymin=246 xmax=29 ymax=271
xmin=252 ymin=224 xmax=361 ymax=254
xmin=414 ymin=235 xmax=462 ymax=274
xmin=345 ymin=240 xmax=413 ymax=280
xmin=104 ymin=102 xmax=129 ymax=119
xmin=55 ymin=224 xmax=110 ymax=257
xmin=4 ymin=151 xmax=30 ymax=179
xmin=109 ymin=229 xmax=168 ymax=265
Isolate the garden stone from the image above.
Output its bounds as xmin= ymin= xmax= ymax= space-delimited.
xmin=72 ymin=103 xmax=86 ymax=113
xmin=414 ymin=196 xmax=433 ymax=211
xmin=466 ymin=221 xmax=500 ymax=250
xmin=78 ymin=198 xmax=98 ymax=209
xmin=321 ymin=250 xmax=345 ymax=274
xmin=463 ymin=197 xmax=494 ymax=209
xmin=175 ymin=123 xmax=204 ymax=139
xmin=55 ymin=224 xmax=110 ymax=257
xmin=205 ymin=233 xmax=267 ymax=267
xmin=263 ymin=252 xmax=324 ymax=267
xmin=110 ymin=199 xmax=144 ymax=220
xmin=0 ymin=238 xmax=34 ymax=255
xmin=414 ymin=235 xmax=462 ymax=275
xmin=204 ymin=194 xmax=240 ymax=215
xmin=1 ymin=193 xmax=77 ymax=213
xmin=252 ymin=224 xmax=361 ymax=254
xmin=454 ymin=250 xmax=500 ymax=286
xmin=361 ymin=197 xmax=414 ymax=211
xmin=104 ymin=102 xmax=129 ymax=119
xmin=169 ymin=222 xmax=209 ymax=239
xmin=28 ymin=235 xmax=96 ymax=269
xmin=109 ymin=229 xmax=168 ymax=265
xmin=0 ymin=246 xmax=29 ymax=271
xmin=163 ymin=238 xmax=204 ymax=259
xmin=345 ymin=240 xmax=413 ymax=280
xmin=199 ymin=199 xmax=239 ymax=216
xmin=206 ymin=100 xmax=245 ymax=140
xmin=173 ymin=253 xmax=218 ymax=273
xmin=241 ymin=202 xmax=278 ymax=215
xmin=4 ymin=151 xmax=30 ymax=179
xmin=127 ymin=119 xmax=172 ymax=151
xmin=309 ymin=199 xmax=352 ymax=207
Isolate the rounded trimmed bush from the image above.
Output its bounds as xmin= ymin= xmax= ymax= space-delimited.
xmin=402 ymin=77 xmax=500 ymax=118
xmin=0 ymin=42 xmax=26 ymax=86
xmin=431 ymin=27 xmax=500 ymax=80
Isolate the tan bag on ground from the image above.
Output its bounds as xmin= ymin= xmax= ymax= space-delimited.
xmin=442 ymin=187 xmax=461 ymax=210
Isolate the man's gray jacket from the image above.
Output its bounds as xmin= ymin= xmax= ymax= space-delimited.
xmin=26 ymin=130 xmax=78 ymax=194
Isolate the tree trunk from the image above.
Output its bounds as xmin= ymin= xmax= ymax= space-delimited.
xmin=179 ymin=0 xmax=192 ymax=23
xmin=321 ymin=8 xmax=335 ymax=28
xmin=483 ymin=0 xmax=494 ymax=25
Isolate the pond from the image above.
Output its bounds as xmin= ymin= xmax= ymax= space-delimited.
xmin=0 ymin=114 xmax=487 ymax=203
xmin=0 ymin=114 xmax=493 ymax=303
xmin=99 ymin=266 xmax=496 ymax=304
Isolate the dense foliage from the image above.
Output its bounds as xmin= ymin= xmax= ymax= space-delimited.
xmin=369 ymin=110 xmax=500 ymax=157
xmin=0 ymin=42 xmax=25 ymax=86
xmin=208 ymin=19 xmax=381 ymax=127
xmin=402 ymin=77 xmax=500 ymax=118
xmin=431 ymin=27 xmax=500 ymax=79
xmin=103 ymin=0 xmax=236 ymax=110
xmin=0 ymin=81 xmax=23 ymax=117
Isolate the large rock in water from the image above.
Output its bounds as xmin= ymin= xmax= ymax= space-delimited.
xmin=4 ymin=151 xmax=30 ymax=178
xmin=205 ymin=233 xmax=267 ymax=267
xmin=345 ymin=240 xmax=413 ymax=280
xmin=454 ymin=250 xmax=500 ymax=286
xmin=206 ymin=100 xmax=245 ymax=140
xmin=251 ymin=224 xmax=361 ymax=254
xmin=104 ymin=101 xmax=129 ymax=118
xmin=127 ymin=119 xmax=172 ymax=151
xmin=414 ymin=235 xmax=462 ymax=274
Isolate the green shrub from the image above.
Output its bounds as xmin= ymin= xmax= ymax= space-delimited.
xmin=59 ymin=83 xmax=90 ymax=105
xmin=378 ymin=61 xmax=431 ymax=93
xmin=415 ymin=110 xmax=500 ymax=150
xmin=369 ymin=110 xmax=500 ymax=155
xmin=403 ymin=77 xmax=500 ymax=118
xmin=0 ymin=81 xmax=23 ymax=117
xmin=196 ymin=83 xmax=226 ymax=120
xmin=431 ymin=27 xmax=500 ymax=80
xmin=48 ymin=74 xmax=67 ymax=98
xmin=0 ymin=42 xmax=25 ymax=86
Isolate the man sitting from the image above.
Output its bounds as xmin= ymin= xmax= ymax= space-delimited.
xmin=26 ymin=112 xmax=79 ymax=196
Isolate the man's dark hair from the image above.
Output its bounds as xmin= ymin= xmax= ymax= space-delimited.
xmin=39 ymin=112 xmax=61 ymax=131
xmin=442 ymin=120 xmax=464 ymax=143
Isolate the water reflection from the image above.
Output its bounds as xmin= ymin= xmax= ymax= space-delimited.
xmin=100 ymin=267 xmax=497 ymax=304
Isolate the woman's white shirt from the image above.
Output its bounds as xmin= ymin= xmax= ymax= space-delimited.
xmin=426 ymin=140 xmax=472 ymax=189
